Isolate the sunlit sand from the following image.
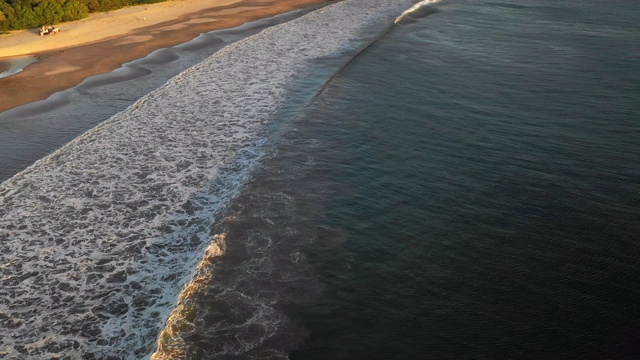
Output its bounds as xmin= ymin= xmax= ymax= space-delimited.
xmin=0 ymin=0 xmax=328 ymax=112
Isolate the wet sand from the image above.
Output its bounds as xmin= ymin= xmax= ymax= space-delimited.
xmin=0 ymin=0 xmax=330 ymax=113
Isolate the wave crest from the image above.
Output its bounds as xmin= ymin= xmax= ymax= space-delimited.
xmin=395 ymin=0 xmax=443 ymax=24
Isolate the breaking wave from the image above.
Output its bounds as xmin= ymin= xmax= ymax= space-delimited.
xmin=395 ymin=0 xmax=443 ymax=23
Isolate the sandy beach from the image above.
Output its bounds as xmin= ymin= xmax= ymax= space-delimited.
xmin=0 ymin=0 xmax=330 ymax=113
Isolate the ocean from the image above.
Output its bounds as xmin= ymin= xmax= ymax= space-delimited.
xmin=1 ymin=0 xmax=639 ymax=359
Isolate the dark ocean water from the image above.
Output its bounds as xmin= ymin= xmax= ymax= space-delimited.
xmin=215 ymin=0 xmax=640 ymax=359
xmin=1 ymin=0 xmax=639 ymax=359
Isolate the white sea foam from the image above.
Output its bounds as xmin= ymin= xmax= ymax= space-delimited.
xmin=395 ymin=0 xmax=443 ymax=23
xmin=0 ymin=0 xmax=418 ymax=358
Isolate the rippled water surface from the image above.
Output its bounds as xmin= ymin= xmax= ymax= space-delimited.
xmin=284 ymin=1 xmax=640 ymax=359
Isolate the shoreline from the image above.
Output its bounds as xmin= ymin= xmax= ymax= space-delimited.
xmin=0 ymin=0 xmax=331 ymax=113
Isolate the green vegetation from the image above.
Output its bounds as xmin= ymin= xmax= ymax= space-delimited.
xmin=0 ymin=0 xmax=166 ymax=31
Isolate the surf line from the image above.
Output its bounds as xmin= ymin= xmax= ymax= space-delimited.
xmin=309 ymin=0 xmax=445 ymax=106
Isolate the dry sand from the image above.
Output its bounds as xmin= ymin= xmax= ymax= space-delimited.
xmin=0 ymin=0 xmax=330 ymax=113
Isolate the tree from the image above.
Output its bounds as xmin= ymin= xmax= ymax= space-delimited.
xmin=83 ymin=0 xmax=100 ymax=12
xmin=34 ymin=0 xmax=64 ymax=25
xmin=0 ymin=0 xmax=15 ymax=30
xmin=12 ymin=1 xmax=38 ymax=28
xmin=61 ymin=0 xmax=87 ymax=21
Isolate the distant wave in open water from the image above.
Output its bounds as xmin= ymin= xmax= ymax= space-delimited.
xmin=2 ymin=0 xmax=639 ymax=359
